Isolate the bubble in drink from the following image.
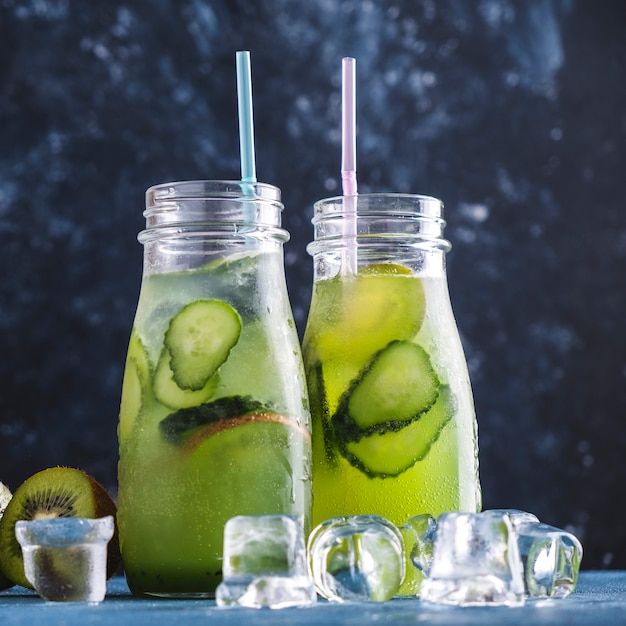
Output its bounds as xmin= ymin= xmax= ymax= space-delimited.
xmin=15 ymin=516 xmax=114 ymax=603
xmin=215 ymin=515 xmax=316 ymax=609
xmin=420 ymin=511 xmax=525 ymax=607
xmin=307 ymin=515 xmax=405 ymax=602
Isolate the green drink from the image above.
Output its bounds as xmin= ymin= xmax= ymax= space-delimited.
xmin=117 ymin=181 xmax=312 ymax=597
xmin=303 ymin=194 xmax=481 ymax=532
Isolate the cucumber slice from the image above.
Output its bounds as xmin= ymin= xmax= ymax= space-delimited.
xmin=159 ymin=395 xmax=270 ymax=446
xmin=341 ymin=385 xmax=456 ymax=477
xmin=307 ymin=361 xmax=337 ymax=464
xmin=119 ymin=329 xmax=152 ymax=441
xmin=153 ymin=349 xmax=219 ymax=409
xmin=335 ymin=340 xmax=440 ymax=435
xmin=164 ymin=299 xmax=242 ymax=391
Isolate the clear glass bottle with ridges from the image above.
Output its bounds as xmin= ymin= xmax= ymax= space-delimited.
xmin=117 ymin=180 xmax=312 ymax=597
xmin=302 ymin=193 xmax=481 ymax=532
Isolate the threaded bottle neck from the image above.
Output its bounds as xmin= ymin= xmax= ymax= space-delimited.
xmin=307 ymin=194 xmax=450 ymax=257
xmin=139 ymin=180 xmax=288 ymax=244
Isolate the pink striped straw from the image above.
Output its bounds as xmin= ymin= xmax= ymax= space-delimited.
xmin=341 ymin=57 xmax=358 ymax=196
xmin=341 ymin=57 xmax=358 ymax=275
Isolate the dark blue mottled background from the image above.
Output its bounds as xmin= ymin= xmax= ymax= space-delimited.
xmin=1 ymin=0 xmax=625 ymax=569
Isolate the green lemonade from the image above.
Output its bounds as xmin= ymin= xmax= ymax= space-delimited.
xmin=303 ymin=264 xmax=480 ymax=529
xmin=117 ymin=252 xmax=312 ymax=596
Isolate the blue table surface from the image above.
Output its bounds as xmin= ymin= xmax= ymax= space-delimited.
xmin=1 ymin=571 xmax=626 ymax=625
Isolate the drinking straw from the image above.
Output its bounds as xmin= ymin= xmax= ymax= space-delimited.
xmin=341 ymin=57 xmax=358 ymax=275
xmin=236 ymin=50 xmax=257 ymax=185
xmin=341 ymin=57 xmax=357 ymax=197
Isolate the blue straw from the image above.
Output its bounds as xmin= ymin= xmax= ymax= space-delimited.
xmin=236 ymin=50 xmax=257 ymax=185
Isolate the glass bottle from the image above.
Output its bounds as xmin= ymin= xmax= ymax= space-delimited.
xmin=302 ymin=193 xmax=481 ymax=530
xmin=117 ymin=180 xmax=312 ymax=597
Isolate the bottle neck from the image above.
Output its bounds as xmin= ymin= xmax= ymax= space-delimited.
xmin=138 ymin=180 xmax=289 ymax=275
xmin=307 ymin=194 xmax=451 ymax=280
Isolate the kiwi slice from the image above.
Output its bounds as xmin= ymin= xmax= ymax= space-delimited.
xmin=0 ymin=482 xmax=13 ymax=591
xmin=0 ymin=467 xmax=121 ymax=589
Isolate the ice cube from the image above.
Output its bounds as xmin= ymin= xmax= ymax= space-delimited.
xmin=486 ymin=508 xmax=540 ymax=526
xmin=515 ymin=521 xmax=583 ymax=598
xmin=215 ymin=515 xmax=316 ymax=609
xmin=15 ymin=516 xmax=114 ymax=603
xmin=487 ymin=509 xmax=583 ymax=596
xmin=397 ymin=513 xmax=437 ymax=596
xmin=420 ymin=511 xmax=525 ymax=607
xmin=307 ymin=515 xmax=405 ymax=602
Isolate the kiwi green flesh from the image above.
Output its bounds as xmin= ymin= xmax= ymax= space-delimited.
xmin=0 ymin=467 xmax=120 ymax=589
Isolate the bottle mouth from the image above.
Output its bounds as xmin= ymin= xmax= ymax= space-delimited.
xmin=140 ymin=180 xmax=288 ymax=243
xmin=308 ymin=193 xmax=451 ymax=254
xmin=146 ymin=180 xmax=282 ymax=205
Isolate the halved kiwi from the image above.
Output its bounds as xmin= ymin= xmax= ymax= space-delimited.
xmin=0 ymin=467 xmax=121 ymax=589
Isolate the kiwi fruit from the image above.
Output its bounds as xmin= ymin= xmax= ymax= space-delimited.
xmin=0 ymin=467 xmax=121 ymax=589
xmin=0 ymin=481 xmax=14 ymax=590
xmin=0 ymin=566 xmax=13 ymax=591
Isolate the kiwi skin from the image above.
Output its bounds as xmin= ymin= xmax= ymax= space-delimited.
xmin=0 ymin=569 xmax=12 ymax=591
xmin=0 ymin=467 xmax=121 ymax=589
